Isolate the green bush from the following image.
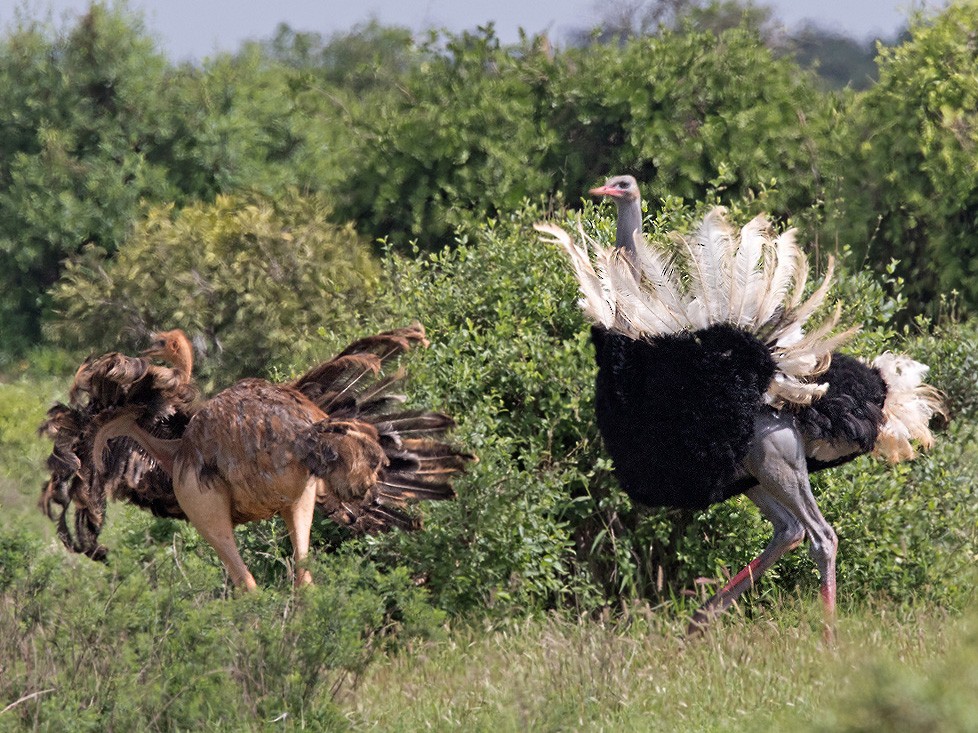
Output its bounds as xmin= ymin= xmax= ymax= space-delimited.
xmin=335 ymin=29 xmax=560 ymax=248
xmin=823 ymin=1 xmax=978 ymax=314
xmin=336 ymin=21 xmax=829 ymax=251
xmin=552 ymin=23 xmax=829 ymax=220
xmin=0 ymin=5 xmax=178 ymax=349
xmin=0 ymin=376 xmax=67 ymax=538
xmin=46 ymin=190 xmax=378 ymax=384
xmin=0 ymin=4 xmax=366 ymax=352
xmin=302 ymin=201 xmax=978 ymax=619
xmin=0 ymin=514 xmax=444 ymax=731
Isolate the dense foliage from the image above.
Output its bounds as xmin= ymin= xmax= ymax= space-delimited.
xmin=826 ymin=1 xmax=978 ymax=312
xmin=0 ymin=520 xmax=446 ymax=730
xmin=46 ymin=191 xmax=378 ymax=383
xmin=0 ymin=6 xmax=176 ymax=348
xmin=550 ymin=24 xmax=830 ymax=220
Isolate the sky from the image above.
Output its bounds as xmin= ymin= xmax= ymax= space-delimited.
xmin=0 ymin=0 xmax=949 ymax=62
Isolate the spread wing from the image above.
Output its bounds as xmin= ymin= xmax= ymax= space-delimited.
xmin=291 ymin=323 xmax=473 ymax=532
xmin=39 ymin=351 xmax=198 ymax=559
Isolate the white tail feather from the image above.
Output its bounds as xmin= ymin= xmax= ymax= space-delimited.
xmin=728 ymin=214 xmax=768 ymax=328
xmin=535 ymin=222 xmax=614 ymax=329
xmin=686 ymin=207 xmax=735 ymax=324
xmin=872 ymin=353 xmax=947 ymax=461
xmin=755 ymin=229 xmax=804 ymax=328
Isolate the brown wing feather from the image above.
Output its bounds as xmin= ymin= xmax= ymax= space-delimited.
xmin=284 ymin=324 xmax=472 ymax=532
xmin=39 ymin=350 xmax=197 ymax=559
xmin=291 ymin=323 xmax=428 ymax=413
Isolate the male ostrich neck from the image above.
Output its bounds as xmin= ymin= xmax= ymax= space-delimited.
xmin=94 ymin=412 xmax=180 ymax=476
xmin=614 ymin=196 xmax=642 ymax=261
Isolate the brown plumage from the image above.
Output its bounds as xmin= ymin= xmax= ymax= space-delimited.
xmin=38 ymin=340 xmax=198 ymax=560
xmin=66 ymin=323 xmax=472 ymax=589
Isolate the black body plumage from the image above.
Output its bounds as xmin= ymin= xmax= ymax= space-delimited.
xmin=799 ymin=354 xmax=888 ymax=471
xmin=592 ymin=323 xmax=776 ymax=509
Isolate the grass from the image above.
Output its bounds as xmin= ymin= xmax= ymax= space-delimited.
xmin=0 ymin=374 xmax=68 ymax=539
xmin=1 ymin=546 xmax=970 ymax=732
xmin=344 ymin=601 xmax=967 ymax=732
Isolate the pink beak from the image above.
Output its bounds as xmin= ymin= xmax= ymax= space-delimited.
xmin=589 ymin=185 xmax=620 ymax=198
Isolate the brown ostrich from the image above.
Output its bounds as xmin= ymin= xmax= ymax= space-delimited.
xmin=43 ymin=324 xmax=473 ymax=588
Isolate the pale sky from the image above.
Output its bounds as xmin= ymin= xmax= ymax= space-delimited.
xmin=0 ymin=0 xmax=950 ymax=62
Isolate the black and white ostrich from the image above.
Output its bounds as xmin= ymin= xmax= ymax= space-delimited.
xmin=537 ymin=175 xmax=945 ymax=637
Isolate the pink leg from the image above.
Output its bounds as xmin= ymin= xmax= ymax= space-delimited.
xmin=173 ymin=471 xmax=257 ymax=590
xmin=687 ymin=487 xmax=804 ymax=635
xmin=280 ymin=478 xmax=318 ymax=587
xmin=717 ymin=411 xmax=838 ymax=640
xmin=689 ymin=411 xmax=839 ymax=638
xmin=818 ymin=535 xmax=838 ymax=643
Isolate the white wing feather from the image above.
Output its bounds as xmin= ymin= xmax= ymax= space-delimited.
xmin=539 ymin=208 xmax=856 ymax=410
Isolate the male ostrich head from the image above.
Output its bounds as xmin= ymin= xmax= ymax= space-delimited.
xmin=590 ymin=174 xmax=642 ymax=259
xmin=589 ymin=174 xmax=640 ymax=202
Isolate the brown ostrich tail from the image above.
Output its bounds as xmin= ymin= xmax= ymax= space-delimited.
xmin=291 ymin=322 xmax=428 ymax=414
xmin=872 ymin=353 xmax=948 ymax=462
xmin=296 ymin=323 xmax=474 ymax=532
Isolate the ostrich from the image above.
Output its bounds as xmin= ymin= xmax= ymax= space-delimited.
xmin=43 ymin=324 xmax=473 ymax=588
xmin=537 ymin=175 xmax=945 ymax=636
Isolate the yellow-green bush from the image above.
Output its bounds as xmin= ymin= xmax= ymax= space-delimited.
xmin=46 ymin=190 xmax=378 ymax=384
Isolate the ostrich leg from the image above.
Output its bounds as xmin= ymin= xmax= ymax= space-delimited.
xmin=687 ymin=487 xmax=805 ymax=634
xmin=280 ymin=479 xmax=318 ymax=588
xmin=173 ymin=470 xmax=258 ymax=591
xmin=688 ymin=411 xmax=839 ymax=640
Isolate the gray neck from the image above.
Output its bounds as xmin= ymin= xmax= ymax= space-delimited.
xmin=615 ymin=198 xmax=642 ymax=260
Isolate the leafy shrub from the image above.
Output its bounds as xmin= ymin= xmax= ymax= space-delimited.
xmin=551 ymin=23 xmax=830 ymax=220
xmin=823 ymin=1 xmax=978 ymax=314
xmin=0 ymin=376 xmax=67 ymax=538
xmin=335 ymin=29 xmax=560 ymax=248
xmin=337 ymin=21 xmax=829 ymax=251
xmin=0 ymin=513 xmax=444 ymax=731
xmin=46 ymin=190 xmax=378 ymax=384
xmin=0 ymin=4 xmax=366 ymax=352
xmin=301 ymin=200 xmax=978 ymax=620
xmin=0 ymin=5 xmax=179 ymax=350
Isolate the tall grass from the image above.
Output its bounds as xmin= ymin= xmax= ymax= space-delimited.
xmin=347 ymin=601 xmax=972 ymax=732
xmin=0 ymin=374 xmax=68 ymax=538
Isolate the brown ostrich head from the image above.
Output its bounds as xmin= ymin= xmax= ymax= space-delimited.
xmin=143 ymin=329 xmax=194 ymax=383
